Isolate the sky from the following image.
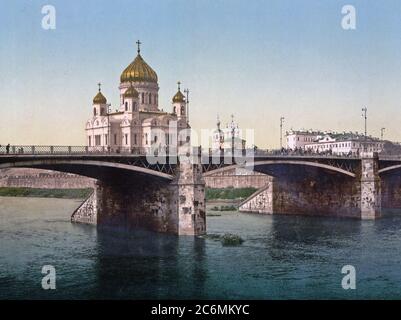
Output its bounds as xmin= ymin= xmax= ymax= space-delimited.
xmin=1 ymin=0 xmax=401 ymax=148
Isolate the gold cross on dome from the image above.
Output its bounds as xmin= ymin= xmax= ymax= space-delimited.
xmin=136 ymin=40 xmax=141 ymax=54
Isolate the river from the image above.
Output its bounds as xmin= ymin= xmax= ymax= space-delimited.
xmin=1 ymin=196 xmax=401 ymax=299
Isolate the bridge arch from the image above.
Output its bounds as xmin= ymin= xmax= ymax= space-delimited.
xmin=203 ymin=160 xmax=356 ymax=178
xmin=379 ymin=164 xmax=401 ymax=175
xmin=0 ymin=159 xmax=174 ymax=180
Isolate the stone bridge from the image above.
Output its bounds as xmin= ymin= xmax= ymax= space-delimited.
xmin=2 ymin=146 xmax=401 ymax=235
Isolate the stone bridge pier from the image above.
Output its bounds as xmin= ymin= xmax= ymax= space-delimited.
xmin=240 ymin=152 xmax=382 ymax=219
xmin=71 ymin=160 xmax=206 ymax=236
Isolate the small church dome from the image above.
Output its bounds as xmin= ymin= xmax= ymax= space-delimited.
xmin=172 ymin=81 xmax=185 ymax=103
xmin=124 ymin=85 xmax=139 ymax=98
xmin=93 ymin=91 xmax=107 ymax=104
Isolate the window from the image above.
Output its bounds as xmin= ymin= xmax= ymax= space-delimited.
xmin=105 ymin=134 xmax=108 ymax=145
xmin=95 ymin=135 xmax=101 ymax=146
xmin=134 ymin=134 xmax=137 ymax=145
xmin=154 ymin=135 xmax=158 ymax=143
xmin=145 ymin=133 xmax=148 ymax=145
xmin=142 ymin=93 xmax=144 ymax=103
xmin=125 ymin=134 xmax=128 ymax=145
xmin=181 ymin=106 xmax=185 ymax=115
xmin=93 ymin=108 xmax=97 ymax=116
xmin=114 ymin=134 xmax=117 ymax=145
xmin=133 ymin=102 xmax=137 ymax=111
xmin=173 ymin=106 xmax=176 ymax=114
xmin=125 ymin=102 xmax=128 ymax=111
xmin=149 ymin=93 xmax=152 ymax=104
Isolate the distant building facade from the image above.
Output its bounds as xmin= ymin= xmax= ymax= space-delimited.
xmin=286 ymin=129 xmax=325 ymax=150
xmin=286 ymin=129 xmax=385 ymax=155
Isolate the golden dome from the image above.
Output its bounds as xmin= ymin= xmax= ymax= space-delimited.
xmin=172 ymin=90 xmax=185 ymax=103
xmin=120 ymin=54 xmax=158 ymax=84
xmin=93 ymin=91 xmax=107 ymax=104
xmin=124 ymin=85 xmax=139 ymax=98
xmin=172 ymin=81 xmax=185 ymax=103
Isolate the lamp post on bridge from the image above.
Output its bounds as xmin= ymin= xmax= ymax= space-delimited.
xmin=184 ymin=88 xmax=189 ymax=126
xmin=280 ymin=116 xmax=285 ymax=149
xmin=107 ymin=106 xmax=112 ymax=153
xmin=381 ymin=127 xmax=385 ymax=141
xmin=361 ymin=107 xmax=368 ymax=139
xmin=361 ymin=107 xmax=368 ymax=152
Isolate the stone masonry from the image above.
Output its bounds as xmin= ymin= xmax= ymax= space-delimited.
xmin=239 ymin=152 xmax=382 ymax=219
xmin=71 ymin=158 xmax=206 ymax=236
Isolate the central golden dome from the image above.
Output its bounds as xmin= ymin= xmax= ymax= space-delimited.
xmin=120 ymin=53 xmax=158 ymax=84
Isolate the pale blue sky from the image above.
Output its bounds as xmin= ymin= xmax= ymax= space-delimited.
xmin=1 ymin=0 xmax=401 ymax=147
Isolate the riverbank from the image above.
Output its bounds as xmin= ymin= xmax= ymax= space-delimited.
xmin=0 ymin=186 xmax=256 ymax=201
xmin=205 ymin=187 xmax=257 ymax=201
xmin=0 ymin=187 xmax=92 ymax=199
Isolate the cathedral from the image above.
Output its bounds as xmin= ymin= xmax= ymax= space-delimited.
xmin=85 ymin=41 xmax=189 ymax=153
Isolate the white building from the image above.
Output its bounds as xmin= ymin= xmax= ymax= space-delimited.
xmin=85 ymin=42 xmax=188 ymax=154
xmin=304 ymin=133 xmax=384 ymax=155
xmin=286 ymin=129 xmax=384 ymax=155
xmin=286 ymin=129 xmax=325 ymax=150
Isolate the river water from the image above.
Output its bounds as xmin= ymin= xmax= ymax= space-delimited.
xmin=1 ymin=196 xmax=401 ymax=299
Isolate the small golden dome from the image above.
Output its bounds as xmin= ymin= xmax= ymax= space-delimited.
xmin=124 ymin=85 xmax=139 ymax=98
xmin=172 ymin=81 xmax=185 ymax=103
xmin=172 ymin=90 xmax=185 ymax=103
xmin=93 ymin=91 xmax=107 ymax=104
xmin=120 ymin=54 xmax=158 ymax=84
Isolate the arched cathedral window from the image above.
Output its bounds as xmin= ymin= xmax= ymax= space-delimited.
xmin=125 ymin=102 xmax=128 ymax=111
xmin=93 ymin=108 xmax=97 ymax=116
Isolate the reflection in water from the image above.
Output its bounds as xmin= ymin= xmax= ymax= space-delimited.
xmin=2 ymin=197 xmax=401 ymax=299
xmin=92 ymin=228 xmax=207 ymax=299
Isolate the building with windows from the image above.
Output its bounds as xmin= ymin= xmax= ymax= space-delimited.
xmin=286 ymin=129 xmax=326 ymax=150
xmin=304 ymin=133 xmax=384 ymax=155
xmin=286 ymin=129 xmax=385 ymax=155
xmin=85 ymin=42 xmax=188 ymax=153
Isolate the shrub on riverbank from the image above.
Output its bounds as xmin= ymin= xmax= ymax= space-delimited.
xmin=206 ymin=187 xmax=257 ymax=200
xmin=0 ymin=187 xmax=92 ymax=199
xmin=210 ymin=205 xmax=237 ymax=211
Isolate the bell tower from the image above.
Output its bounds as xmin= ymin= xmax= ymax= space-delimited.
xmin=172 ymin=81 xmax=187 ymax=122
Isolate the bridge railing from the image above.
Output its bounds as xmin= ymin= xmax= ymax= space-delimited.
xmin=0 ymin=145 xmax=154 ymax=155
xmin=0 ymin=145 xmax=399 ymax=160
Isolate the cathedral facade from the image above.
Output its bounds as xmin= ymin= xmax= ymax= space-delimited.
xmin=85 ymin=42 xmax=188 ymax=154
